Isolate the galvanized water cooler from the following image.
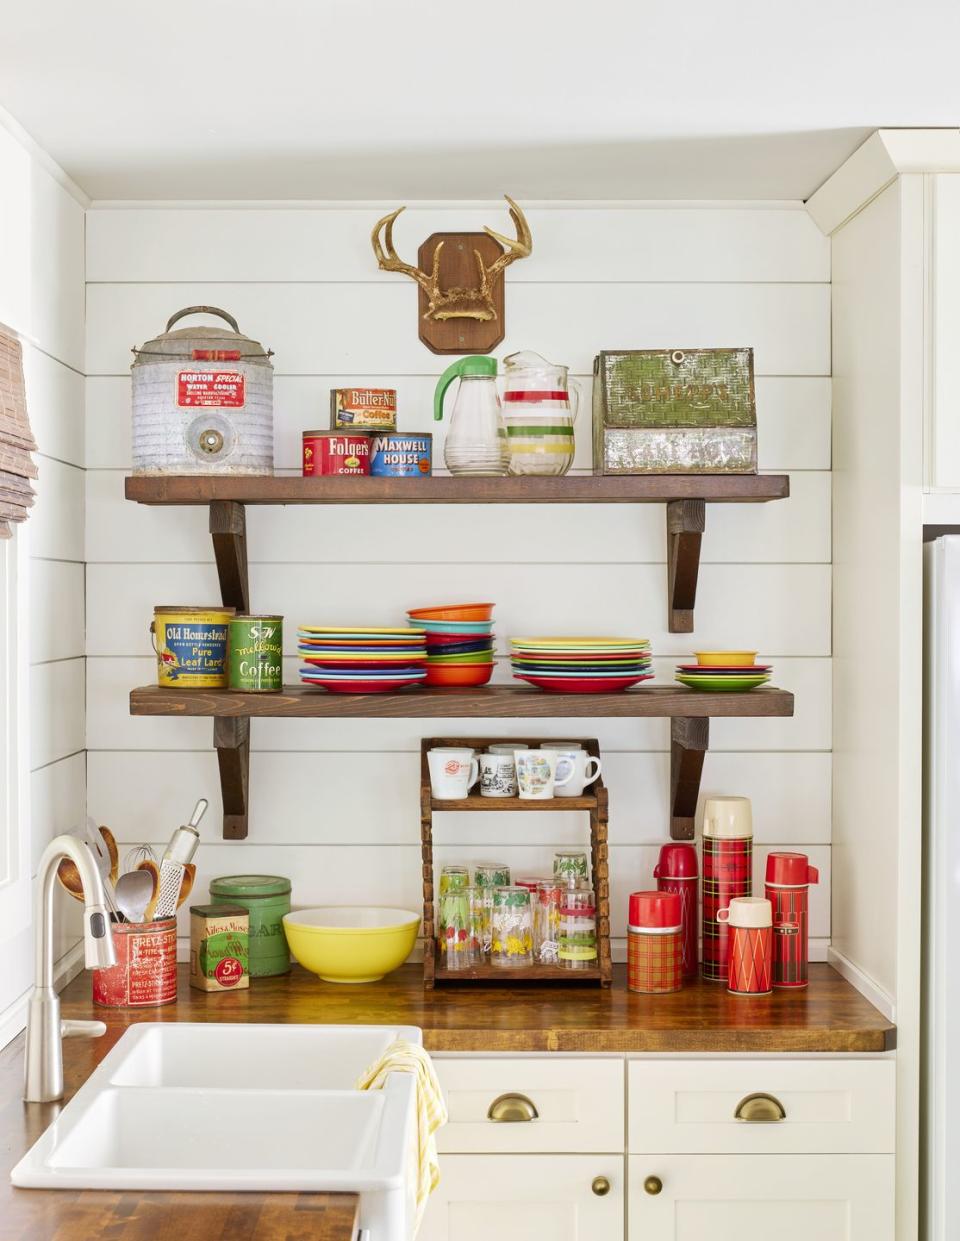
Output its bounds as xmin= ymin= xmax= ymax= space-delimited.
xmin=131 ymin=305 xmax=274 ymax=475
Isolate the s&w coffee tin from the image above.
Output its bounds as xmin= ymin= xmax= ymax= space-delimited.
xmin=229 ymin=615 xmax=283 ymax=692
xmin=330 ymin=387 xmax=397 ymax=431
xmin=302 ymin=430 xmax=371 ymax=476
xmin=369 ymin=432 xmax=433 ymax=477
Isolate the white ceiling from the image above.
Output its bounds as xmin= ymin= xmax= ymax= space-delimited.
xmin=2 ymin=0 xmax=959 ymax=201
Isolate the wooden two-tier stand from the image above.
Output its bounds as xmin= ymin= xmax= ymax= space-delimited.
xmin=420 ymin=736 xmax=612 ymax=988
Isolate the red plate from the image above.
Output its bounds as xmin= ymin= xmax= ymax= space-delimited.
xmin=301 ymin=675 xmax=425 ymax=694
xmin=301 ymin=657 xmax=426 ymax=669
xmin=515 ymin=672 xmax=654 ymax=693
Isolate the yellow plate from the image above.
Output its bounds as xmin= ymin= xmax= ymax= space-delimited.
xmin=300 ymin=626 xmax=421 ymax=635
xmin=283 ymin=907 xmax=420 ymax=984
xmin=694 ymin=650 xmax=758 ymax=667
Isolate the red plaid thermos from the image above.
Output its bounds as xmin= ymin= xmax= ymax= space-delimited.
xmin=653 ymin=843 xmax=698 ymax=979
xmin=701 ymin=796 xmax=753 ymax=982
xmin=627 ymin=891 xmax=683 ymax=994
xmin=765 ymin=851 xmax=819 ymax=988
xmin=718 ymin=896 xmax=773 ymax=995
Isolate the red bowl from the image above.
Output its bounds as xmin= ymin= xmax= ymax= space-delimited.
xmin=424 ymin=662 xmax=495 ymax=688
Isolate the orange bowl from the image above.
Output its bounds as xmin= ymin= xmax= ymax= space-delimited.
xmin=408 ymin=603 xmax=495 ymax=622
xmin=424 ymin=661 xmax=495 ymax=687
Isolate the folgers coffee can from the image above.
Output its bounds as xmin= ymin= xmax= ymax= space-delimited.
xmin=765 ymin=851 xmax=819 ymax=988
xmin=718 ymin=897 xmax=773 ymax=995
xmin=151 ymin=605 xmax=235 ymax=687
xmin=330 ymin=387 xmax=397 ymax=431
xmin=628 ymin=891 xmax=683 ymax=994
xmin=228 ymin=615 xmax=283 ymax=692
xmin=93 ymin=919 xmax=177 ymax=1007
xmin=302 ymin=430 xmax=370 ymax=476
xmin=370 ymin=432 xmax=433 ymax=477
xmin=701 ymin=796 xmax=753 ymax=982
xmin=653 ymin=843 xmax=698 ymax=979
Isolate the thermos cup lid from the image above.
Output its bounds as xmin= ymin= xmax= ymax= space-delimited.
xmin=765 ymin=851 xmax=819 ymax=887
xmin=702 ymin=795 xmax=753 ymax=839
xmin=653 ymin=843 xmax=698 ymax=879
xmin=717 ymin=896 xmax=772 ymax=928
xmin=629 ymin=890 xmax=682 ymax=930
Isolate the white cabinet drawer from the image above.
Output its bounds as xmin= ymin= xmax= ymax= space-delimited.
xmin=629 ymin=1058 xmax=895 ymax=1154
xmin=421 ymin=1154 xmax=624 ymax=1241
xmin=435 ymin=1057 xmax=623 ymax=1153
xmin=627 ymin=1154 xmax=894 ymax=1241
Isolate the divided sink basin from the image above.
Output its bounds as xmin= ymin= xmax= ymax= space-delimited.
xmin=13 ymin=1022 xmax=424 ymax=1241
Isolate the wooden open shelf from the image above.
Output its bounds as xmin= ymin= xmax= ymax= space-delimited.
xmin=421 ymin=736 xmax=612 ymax=990
xmin=129 ymin=683 xmax=794 ymax=719
xmin=124 ymin=473 xmax=788 ymax=634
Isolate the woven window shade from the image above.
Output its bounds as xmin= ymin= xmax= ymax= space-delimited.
xmin=0 ymin=326 xmax=37 ymax=538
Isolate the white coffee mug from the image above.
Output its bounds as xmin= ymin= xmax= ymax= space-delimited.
xmin=428 ymin=747 xmax=479 ymax=799
xmin=515 ymin=750 xmax=575 ymax=800
xmin=540 ymin=741 xmax=583 ymax=751
xmin=489 ymin=742 xmax=529 ymax=757
xmin=539 ymin=746 xmax=601 ymax=797
xmin=480 ymin=752 xmax=518 ymax=797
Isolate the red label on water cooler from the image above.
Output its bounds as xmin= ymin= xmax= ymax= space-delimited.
xmin=177 ymin=370 xmax=245 ymax=408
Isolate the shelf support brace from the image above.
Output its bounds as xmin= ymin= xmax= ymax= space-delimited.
xmin=670 ymin=716 xmax=708 ymax=840
xmin=666 ymin=499 xmax=705 ymax=633
xmin=214 ymin=716 xmax=250 ymax=840
xmin=210 ymin=501 xmax=249 ymax=613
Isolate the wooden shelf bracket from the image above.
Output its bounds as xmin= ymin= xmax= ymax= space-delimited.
xmin=214 ymin=716 xmax=250 ymax=839
xmin=670 ymin=716 xmax=709 ymax=841
xmin=210 ymin=500 xmax=249 ymax=613
xmin=666 ymin=498 xmax=705 ymax=633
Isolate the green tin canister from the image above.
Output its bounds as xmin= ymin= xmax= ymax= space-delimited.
xmin=209 ymin=874 xmax=292 ymax=976
xmin=228 ymin=615 xmax=283 ymax=692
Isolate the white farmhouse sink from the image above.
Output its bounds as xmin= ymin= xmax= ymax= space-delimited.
xmin=13 ymin=1022 xmax=424 ymax=1241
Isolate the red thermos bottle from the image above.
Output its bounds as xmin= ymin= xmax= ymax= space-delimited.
xmin=653 ymin=844 xmax=699 ymax=979
xmin=701 ymin=796 xmax=753 ymax=982
xmin=764 ymin=851 xmax=819 ymax=988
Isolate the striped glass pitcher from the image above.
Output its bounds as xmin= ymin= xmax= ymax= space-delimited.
xmin=502 ymin=351 xmax=579 ymax=477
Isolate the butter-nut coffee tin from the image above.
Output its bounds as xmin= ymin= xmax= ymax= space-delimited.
xmin=330 ymin=387 xmax=397 ymax=431
xmin=151 ymin=605 xmax=235 ymax=687
xmin=370 ymin=432 xmax=433 ymax=477
xmin=209 ymin=874 xmax=292 ymax=977
xmin=228 ymin=615 xmax=283 ymax=692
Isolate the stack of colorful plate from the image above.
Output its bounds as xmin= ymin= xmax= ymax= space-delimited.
xmin=407 ymin=604 xmax=495 ymax=687
xmin=509 ymin=636 xmax=653 ymax=693
xmin=675 ymin=650 xmax=772 ymax=692
xmin=298 ymin=626 xmax=427 ymax=694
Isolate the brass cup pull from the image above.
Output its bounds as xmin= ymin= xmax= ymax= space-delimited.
xmin=487 ymin=1092 xmax=539 ymax=1123
xmin=643 ymin=1175 xmax=663 ymax=1196
xmin=734 ymin=1092 xmax=787 ymax=1122
xmin=591 ymin=1176 xmax=611 ymax=1197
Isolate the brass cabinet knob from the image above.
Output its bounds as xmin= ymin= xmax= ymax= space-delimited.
xmin=487 ymin=1092 xmax=539 ymax=1123
xmin=643 ymin=1175 xmax=663 ymax=1196
xmin=591 ymin=1176 xmax=611 ymax=1197
xmin=734 ymin=1092 xmax=787 ymax=1122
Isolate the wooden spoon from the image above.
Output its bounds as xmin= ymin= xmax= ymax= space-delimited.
xmin=137 ymin=859 xmax=161 ymax=921
xmin=98 ymin=825 xmax=120 ymax=886
xmin=176 ymin=863 xmax=197 ymax=911
xmin=56 ymin=858 xmax=85 ymax=902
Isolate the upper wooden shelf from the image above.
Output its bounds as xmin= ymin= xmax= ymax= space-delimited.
xmin=125 ymin=473 xmax=789 ymax=506
xmin=130 ymin=683 xmax=794 ymax=720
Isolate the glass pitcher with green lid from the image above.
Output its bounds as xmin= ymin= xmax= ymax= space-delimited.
xmin=434 ymin=355 xmax=508 ymax=476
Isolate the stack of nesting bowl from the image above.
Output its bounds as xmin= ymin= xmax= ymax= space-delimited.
xmin=406 ymin=603 xmax=496 ymax=687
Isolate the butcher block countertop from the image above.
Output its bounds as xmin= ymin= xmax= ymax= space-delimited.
xmin=1 ymin=962 xmax=894 ymax=1240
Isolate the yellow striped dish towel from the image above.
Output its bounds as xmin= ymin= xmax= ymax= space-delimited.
xmin=356 ymin=1039 xmax=448 ymax=1234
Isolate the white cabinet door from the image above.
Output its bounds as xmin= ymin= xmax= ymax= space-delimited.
xmin=420 ymin=1154 xmax=624 ymax=1241
xmin=928 ymin=174 xmax=960 ymax=490
xmin=628 ymin=1154 xmax=894 ymax=1241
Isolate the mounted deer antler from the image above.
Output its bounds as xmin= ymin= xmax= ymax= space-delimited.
xmin=371 ymin=196 xmax=532 ymax=323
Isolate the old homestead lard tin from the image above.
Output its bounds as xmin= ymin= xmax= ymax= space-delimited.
xmin=131 ymin=306 xmax=274 ymax=475
xmin=330 ymin=387 xmax=397 ymax=431
xmin=152 ymin=606 xmax=234 ymax=687
xmin=209 ymin=874 xmax=291 ymax=976
xmin=302 ymin=430 xmax=371 ymax=476
xmin=229 ymin=615 xmax=283 ymax=692
xmin=190 ymin=904 xmax=250 ymax=992
xmin=370 ymin=432 xmax=433 ymax=477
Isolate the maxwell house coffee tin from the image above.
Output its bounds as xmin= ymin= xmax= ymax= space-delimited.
xmin=330 ymin=387 xmax=397 ymax=431
xmin=370 ymin=432 xmax=433 ymax=477
xmin=302 ymin=430 xmax=370 ymax=476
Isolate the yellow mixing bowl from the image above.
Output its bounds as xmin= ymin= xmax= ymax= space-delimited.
xmin=283 ymin=907 xmax=420 ymax=983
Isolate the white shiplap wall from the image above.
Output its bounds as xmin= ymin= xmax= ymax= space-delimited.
xmin=0 ymin=119 xmax=86 ymax=1036
xmin=84 ymin=203 xmax=831 ymax=960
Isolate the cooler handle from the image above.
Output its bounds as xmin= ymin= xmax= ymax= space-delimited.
xmin=165 ymin=306 xmax=240 ymax=334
